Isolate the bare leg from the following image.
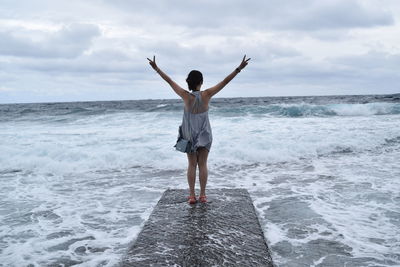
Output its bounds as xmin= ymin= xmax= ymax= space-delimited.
xmin=197 ymin=147 xmax=209 ymax=197
xmin=186 ymin=152 xmax=197 ymax=197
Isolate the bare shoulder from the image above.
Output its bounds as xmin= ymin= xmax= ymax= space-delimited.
xmin=202 ymin=88 xmax=213 ymax=101
xmin=200 ymin=90 xmax=212 ymax=107
xmin=182 ymin=90 xmax=193 ymax=106
xmin=181 ymin=89 xmax=191 ymax=101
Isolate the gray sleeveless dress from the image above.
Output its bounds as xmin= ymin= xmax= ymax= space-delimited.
xmin=178 ymin=91 xmax=212 ymax=153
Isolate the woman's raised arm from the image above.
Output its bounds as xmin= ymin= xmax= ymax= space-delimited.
xmin=147 ymin=56 xmax=188 ymax=99
xmin=204 ymin=55 xmax=250 ymax=99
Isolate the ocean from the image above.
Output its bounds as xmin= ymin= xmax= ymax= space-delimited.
xmin=1 ymin=93 xmax=399 ymax=266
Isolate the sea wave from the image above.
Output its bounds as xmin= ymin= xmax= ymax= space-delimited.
xmin=142 ymin=101 xmax=400 ymax=117
xmin=1 ymin=97 xmax=400 ymax=121
xmin=212 ymin=102 xmax=400 ymax=117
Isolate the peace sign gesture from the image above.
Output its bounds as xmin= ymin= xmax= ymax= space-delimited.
xmin=238 ymin=55 xmax=251 ymax=71
xmin=147 ymin=55 xmax=158 ymax=71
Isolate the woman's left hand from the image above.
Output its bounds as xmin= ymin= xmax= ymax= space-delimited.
xmin=238 ymin=55 xmax=251 ymax=71
xmin=147 ymin=55 xmax=158 ymax=71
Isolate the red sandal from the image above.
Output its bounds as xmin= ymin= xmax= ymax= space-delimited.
xmin=199 ymin=195 xmax=207 ymax=203
xmin=188 ymin=196 xmax=197 ymax=204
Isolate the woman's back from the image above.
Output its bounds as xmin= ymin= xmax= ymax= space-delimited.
xmin=185 ymin=91 xmax=209 ymax=114
xmin=181 ymin=91 xmax=212 ymax=152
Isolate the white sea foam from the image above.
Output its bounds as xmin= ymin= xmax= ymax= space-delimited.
xmin=328 ymin=102 xmax=397 ymax=116
xmin=1 ymin=105 xmax=399 ymax=175
xmin=1 ymin=101 xmax=400 ymax=266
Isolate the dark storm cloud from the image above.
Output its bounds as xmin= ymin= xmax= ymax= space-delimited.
xmin=0 ymin=23 xmax=100 ymax=58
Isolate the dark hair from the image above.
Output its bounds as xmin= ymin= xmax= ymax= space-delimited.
xmin=186 ymin=70 xmax=203 ymax=91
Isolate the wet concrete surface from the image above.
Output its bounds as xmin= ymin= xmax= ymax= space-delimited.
xmin=121 ymin=188 xmax=274 ymax=267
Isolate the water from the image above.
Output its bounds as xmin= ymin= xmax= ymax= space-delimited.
xmin=1 ymin=94 xmax=400 ymax=266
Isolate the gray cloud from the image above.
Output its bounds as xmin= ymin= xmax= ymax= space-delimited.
xmin=107 ymin=0 xmax=394 ymax=31
xmin=334 ymin=51 xmax=400 ymax=70
xmin=0 ymin=23 xmax=100 ymax=58
xmin=254 ymin=50 xmax=400 ymax=94
xmin=22 ymin=52 xmax=141 ymax=74
xmin=0 ymin=0 xmax=399 ymax=103
xmin=269 ymin=0 xmax=394 ymax=30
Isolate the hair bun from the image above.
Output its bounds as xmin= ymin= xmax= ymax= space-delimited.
xmin=186 ymin=70 xmax=203 ymax=91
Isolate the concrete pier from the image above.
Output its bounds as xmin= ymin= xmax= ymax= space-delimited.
xmin=121 ymin=188 xmax=274 ymax=266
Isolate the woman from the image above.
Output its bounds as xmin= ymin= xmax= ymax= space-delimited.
xmin=147 ymin=55 xmax=250 ymax=204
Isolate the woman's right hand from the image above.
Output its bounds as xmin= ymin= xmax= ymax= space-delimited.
xmin=147 ymin=55 xmax=158 ymax=71
xmin=238 ymin=55 xmax=251 ymax=71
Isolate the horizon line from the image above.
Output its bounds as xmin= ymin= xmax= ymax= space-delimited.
xmin=1 ymin=92 xmax=399 ymax=105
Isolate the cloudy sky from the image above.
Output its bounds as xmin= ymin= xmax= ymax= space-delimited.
xmin=1 ymin=0 xmax=400 ymax=103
